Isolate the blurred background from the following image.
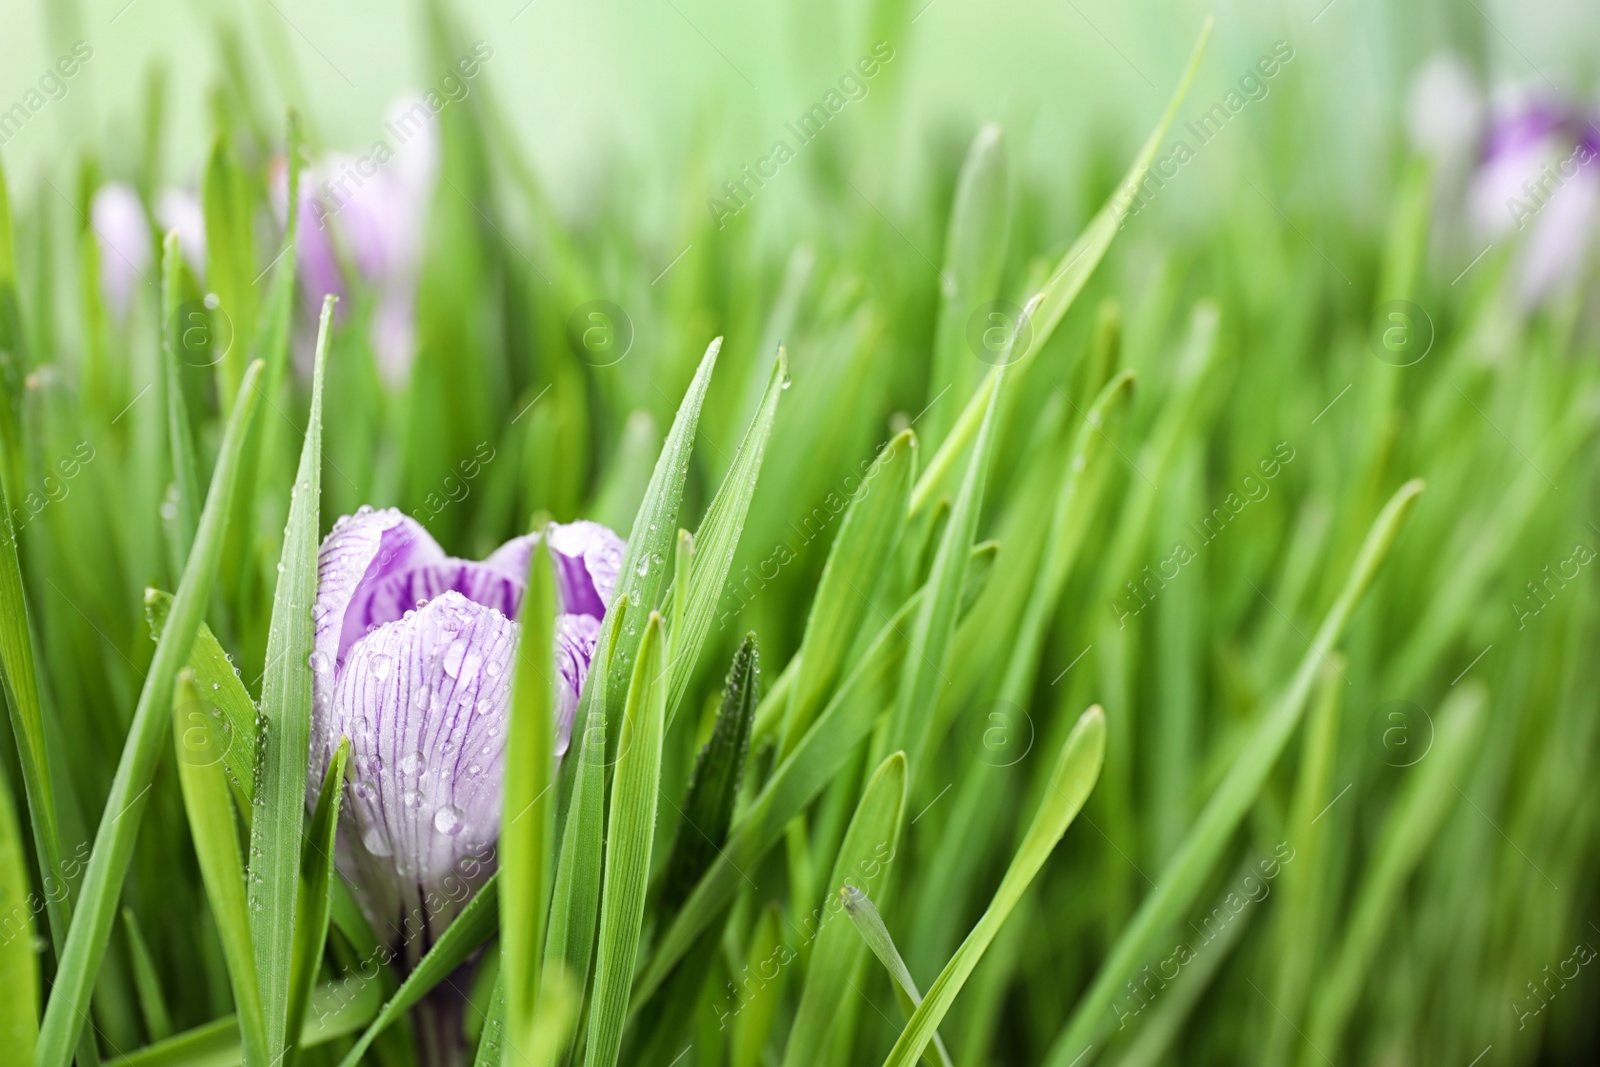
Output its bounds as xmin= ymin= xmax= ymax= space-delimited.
xmin=4 ymin=0 xmax=1600 ymax=1065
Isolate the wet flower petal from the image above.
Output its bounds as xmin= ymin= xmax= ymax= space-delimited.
xmin=310 ymin=507 xmax=625 ymax=954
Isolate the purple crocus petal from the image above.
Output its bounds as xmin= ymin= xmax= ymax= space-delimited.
xmin=1518 ymin=165 xmax=1599 ymax=304
xmin=90 ymin=183 xmax=151 ymax=319
xmin=330 ymin=591 xmax=515 ymax=960
xmin=310 ymin=508 xmax=624 ymax=950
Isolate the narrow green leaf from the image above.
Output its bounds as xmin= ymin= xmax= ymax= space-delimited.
xmin=1261 ymin=657 xmax=1344 ymax=1067
xmin=999 ymin=370 xmax=1135 ymax=703
xmin=143 ymin=591 xmax=257 ymax=811
xmin=1303 ymin=684 xmax=1488 ymax=1062
xmin=780 ymin=430 xmax=916 ymax=758
xmin=502 ymin=541 xmax=557 ymax=1061
xmin=882 ymin=355 xmax=1003 ymax=781
xmin=0 ymin=760 xmax=37 ymax=1061
xmin=202 ymin=135 xmax=257 ymax=407
xmin=0 ymin=393 xmax=68 ymax=961
xmin=160 ymin=231 xmax=203 ymax=569
xmin=586 ymin=612 xmax=669 ymax=1067
xmin=782 ymin=751 xmax=908 ymax=1067
xmin=882 ymin=705 xmax=1106 ymax=1067
xmin=472 ymin=977 xmax=507 ymax=1067
xmin=544 ymin=596 xmax=627 ymax=996
xmin=633 ymin=590 xmax=913 ymax=1008
xmin=250 ymin=295 xmax=332 ymax=1061
xmin=910 ymin=18 xmax=1212 ymax=515
xmin=731 ymin=903 xmax=788 ymax=1067
xmin=661 ymin=633 xmax=759 ymax=912
xmin=603 ymin=338 xmax=719 ymax=726
xmin=1043 ymin=479 xmax=1426 ymax=1067
xmin=122 ymin=907 xmax=174 ymax=1042
xmin=36 ymin=359 xmax=264 ymax=1067
xmin=926 ymin=123 xmax=1009 ymax=450
xmin=334 ymin=873 xmax=501 ymax=1067
xmin=172 ymin=669 xmax=268 ymax=1067
xmin=667 ymin=348 xmax=786 ymax=725
xmin=285 ymin=739 xmax=348 ymax=1066
xmin=842 ymin=888 xmax=953 ymax=1067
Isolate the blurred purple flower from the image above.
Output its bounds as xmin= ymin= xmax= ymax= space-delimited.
xmin=283 ymin=97 xmax=439 ymax=385
xmin=308 ymin=507 xmax=623 ymax=959
xmin=1409 ymin=56 xmax=1600 ymax=305
xmin=89 ymin=182 xmax=151 ymax=319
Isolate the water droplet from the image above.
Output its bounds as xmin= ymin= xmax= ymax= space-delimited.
xmin=434 ymin=805 xmax=464 ymax=835
xmin=414 ymin=687 xmax=433 ymax=713
xmin=402 ymin=789 xmax=425 ymax=810
xmin=371 ymin=653 xmax=393 ymax=681
xmin=308 ymin=651 xmax=331 ymax=673
xmin=485 ymin=659 xmax=504 ymax=678
xmin=362 ymin=827 xmax=391 ymax=856
xmin=469 ymin=763 xmax=482 ymax=776
xmin=475 ymin=696 xmax=496 ymax=717
xmin=443 ymin=639 xmax=467 ymax=678
xmin=211 ymin=682 xmax=220 ymax=691
xmin=353 ymin=781 xmax=375 ymax=801
xmin=780 ymin=374 xmax=793 ymax=390
xmin=400 ymin=751 xmax=426 ymax=776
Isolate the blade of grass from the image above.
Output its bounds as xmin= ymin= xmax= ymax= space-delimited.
xmin=780 ymin=430 xmax=916 ymax=759
xmin=333 ymin=872 xmax=501 ymax=1067
xmin=781 ymin=751 xmax=908 ymax=1067
xmin=880 ymin=353 xmax=1003 ymax=781
xmin=0 ymin=405 xmax=70 ymax=962
xmin=1260 ymin=657 xmax=1344 ymax=1066
xmin=842 ymin=887 xmax=953 ymax=1067
xmin=202 ymin=136 xmax=257 ymax=408
xmin=171 ymin=669 xmax=268 ymax=1067
xmin=660 ymin=633 xmax=759 ymax=913
xmin=249 ymin=295 xmax=332 ymax=1062
xmin=925 ymin=123 xmax=1010 ymax=451
xmin=882 ymin=705 xmax=1106 ymax=1067
xmin=633 ymin=590 xmax=914 ymax=1008
xmin=667 ymin=348 xmax=786 ymax=726
xmin=543 ymin=594 xmax=626 ymax=1000
xmin=603 ymin=338 xmax=719 ymax=733
xmin=502 ymin=541 xmax=556 ymax=1062
xmin=0 ymin=759 xmax=37 ymax=1061
xmin=143 ymin=592 xmax=258 ymax=811
xmin=1042 ymin=479 xmax=1426 ymax=1067
xmin=1000 ymin=369 xmax=1135 ymax=703
xmin=585 ymin=612 xmax=669 ymax=1067
xmin=1302 ymin=684 xmax=1488 ymax=1064
xmin=285 ymin=739 xmax=348 ymax=1067
xmin=121 ymin=908 xmax=174 ymax=1043
xmin=36 ymin=359 xmax=264 ymax=1067
xmin=910 ymin=17 xmax=1212 ymax=515
xmin=159 ymin=231 xmax=202 ymax=568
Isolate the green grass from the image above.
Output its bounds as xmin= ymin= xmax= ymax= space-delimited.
xmin=1 ymin=3 xmax=1598 ymax=1066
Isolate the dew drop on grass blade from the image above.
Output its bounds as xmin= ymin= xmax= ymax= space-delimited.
xmin=249 ymin=294 xmax=333 ymax=1064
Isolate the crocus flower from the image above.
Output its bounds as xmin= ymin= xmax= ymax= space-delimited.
xmin=1409 ymin=56 xmax=1600 ymax=305
xmin=308 ymin=507 xmax=623 ymax=962
xmin=89 ymin=182 xmax=151 ymax=319
xmin=285 ymin=96 xmax=438 ymax=385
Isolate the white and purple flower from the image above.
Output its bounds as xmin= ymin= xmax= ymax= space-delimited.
xmin=1407 ymin=55 xmax=1600 ymax=305
xmin=308 ymin=507 xmax=623 ymax=958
